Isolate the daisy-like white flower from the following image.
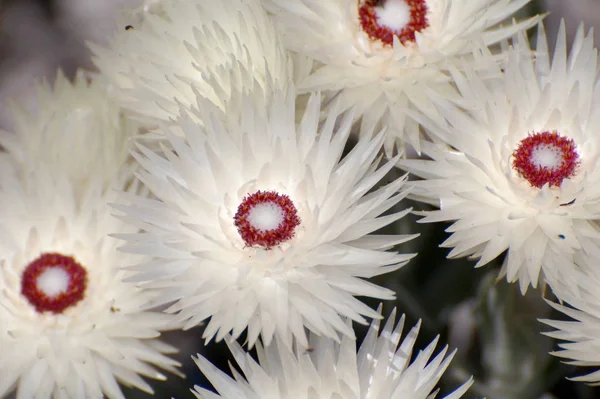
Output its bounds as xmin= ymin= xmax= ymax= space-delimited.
xmin=113 ymin=86 xmax=416 ymax=348
xmin=0 ymin=70 xmax=137 ymax=191
xmin=0 ymin=167 xmax=181 ymax=399
xmin=262 ymin=0 xmax=541 ymax=154
xmin=399 ymin=22 xmax=600 ymax=293
xmin=91 ymin=0 xmax=290 ymax=125
xmin=540 ymin=257 xmax=600 ymax=385
xmin=191 ymin=305 xmax=473 ymax=399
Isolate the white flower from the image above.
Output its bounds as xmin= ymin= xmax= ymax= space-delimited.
xmin=0 ymin=168 xmax=180 ymax=399
xmin=0 ymin=70 xmax=137 ymax=191
xmin=399 ymin=22 xmax=600 ymax=293
xmin=262 ymin=0 xmax=541 ymax=154
xmin=191 ymin=305 xmax=473 ymax=399
xmin=541 ymin=256 xmax=600 ymax=385
xmin=113 ymin=87 xmax=417 ymax=348
xmin=91 ymin=0 xmax=291 ymax=125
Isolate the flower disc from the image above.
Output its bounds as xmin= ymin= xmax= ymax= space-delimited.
xmin=234 ymin=190 xmax=300 ymax=249
xmin=20 ymin=252 xmax=87 ymax=314
xmin=512 ymin=131 xmax=579 ymax=188
xmin=358 ymin=0 xmax=429 ymax=46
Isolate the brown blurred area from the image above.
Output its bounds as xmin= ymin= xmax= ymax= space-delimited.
xmin=0 ymin=0 xmax=142 ymax=131
xmin=542 ymin=0 xmax=600 ymax=48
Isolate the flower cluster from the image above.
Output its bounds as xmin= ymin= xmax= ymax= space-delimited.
xmin=5 ymin=0 xmax=600 ymax=397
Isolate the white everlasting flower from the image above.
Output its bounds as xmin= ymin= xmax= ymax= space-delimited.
xmin=0 ymin=70 xmax=137 ymax=191
xmin=541 ymin=257 xmax=600 ymax=385
xmin=91 ymin=0 xmax=290 ymax=125
xmin=113 ymin=87 xmax=417 ymax=348
xmin=191 ymin=305 xmax=473 ymax=399
xmin=399 ymin=22 xmax=600 ymax=293
xmin=0 ymin=168 xmax=180 ymax=399
xmin=262 ymin=0 xmax=541 ymax=154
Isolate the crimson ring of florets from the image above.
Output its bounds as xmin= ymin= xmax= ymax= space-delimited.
xmin=358 ymin=0 xmax=429 ymax=46
xmin=21 ymin=252 xmax=88 ymax=314
xmin=234 ymin=190 xmax=301 ymax=249
xmin=512 ymin=131 xmax=580 ymax=188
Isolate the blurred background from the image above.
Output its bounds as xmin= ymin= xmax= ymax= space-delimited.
xmin=1 ymin=0 xmax=600 ymax=398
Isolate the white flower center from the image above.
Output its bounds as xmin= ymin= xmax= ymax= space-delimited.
xmin=375 ymin=0 xmax=411 ymax=31
xmin=247 ymin=202 xmax=285 ymax=232
xmin=36 ymin=266 xmax=70 ymax=298
xmin=530 ymin=144 xmax=563 ymax=170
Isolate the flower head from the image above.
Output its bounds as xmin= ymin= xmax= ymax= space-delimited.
xmin=0 ymin=70 xmax=137 ymax=190
xmin=113 ymin=87 xmax=416 ymax=348
xmin=91 ymin=0 xmax=290 ymax=125
xmin=191 ymin=305 xmax=473 ymax=399
xmin=0 ymin=168 xmax=181 ymax=399
xmin=399 ymin=22 xmax=600 ymax=292
xmin=263 ymin=0 xmax=541 ymax=154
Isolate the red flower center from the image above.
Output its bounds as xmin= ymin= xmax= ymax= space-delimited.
xmin=21 ymin=253 xmax=88 ymax=314
xmin=234 ymin=190 xmax=301 ymax=249
xmin=358 ymin=0 xmax=429 ymax=46
xmin=512 ymin=131 xmax=580 ymax=188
